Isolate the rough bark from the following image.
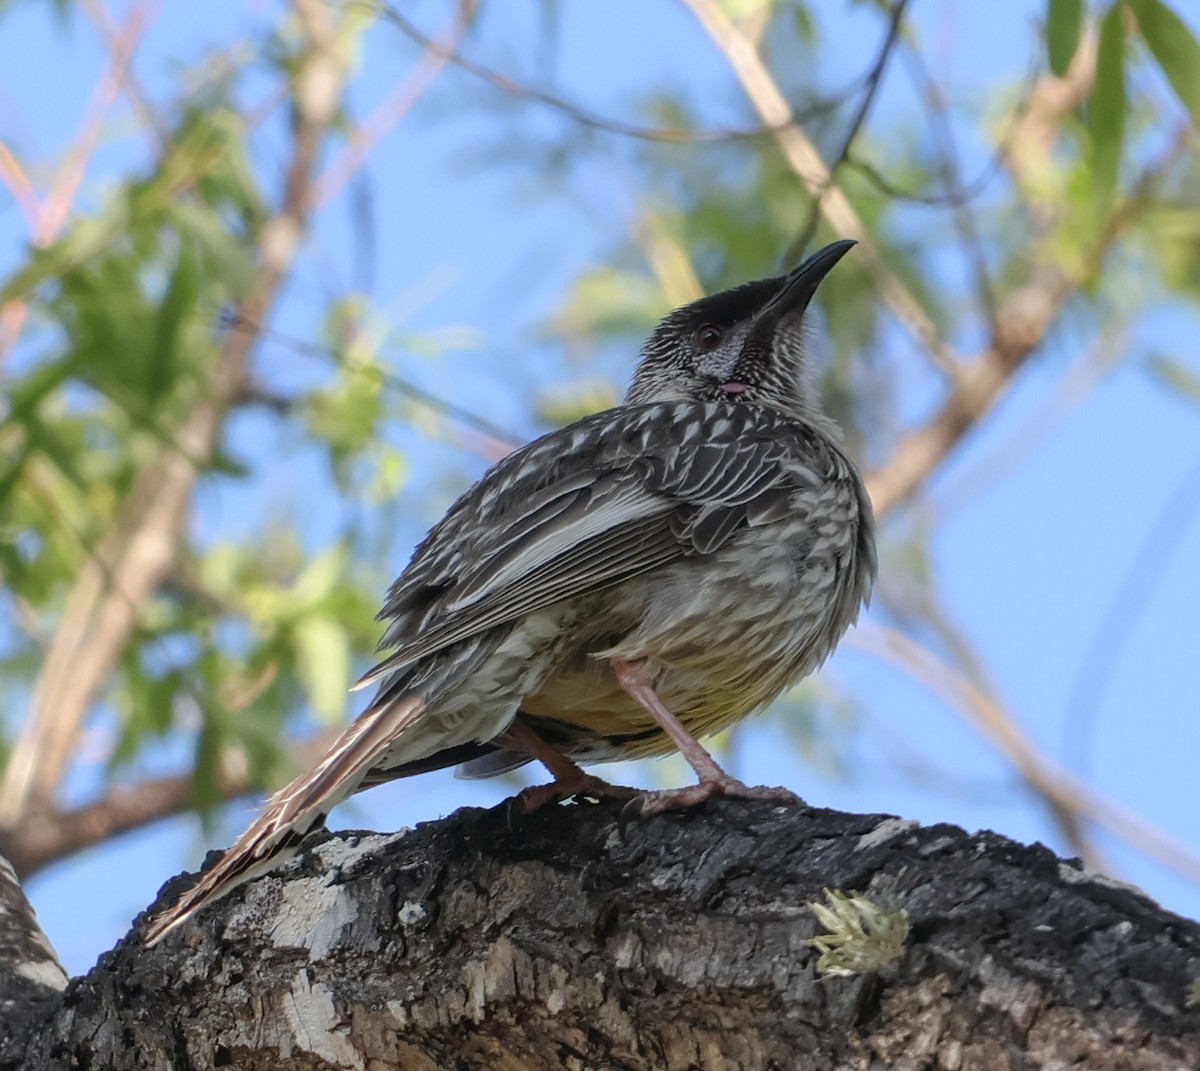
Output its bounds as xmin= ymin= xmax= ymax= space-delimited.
xmin=4 ymin=800 xmax=1199 ymax=1070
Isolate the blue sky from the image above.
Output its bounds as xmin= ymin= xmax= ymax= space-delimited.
xmin=2 ymin=0 xmax=1199 ymax=975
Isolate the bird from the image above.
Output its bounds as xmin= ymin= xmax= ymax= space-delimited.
xmin=143 ymin=239 xmax=876 ymax=945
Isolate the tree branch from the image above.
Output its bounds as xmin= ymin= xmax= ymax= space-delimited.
xmin=0 ymin=5 xmax=145 ymax=367
xmin=872 ymin=578 xmax=1109 ymax=873
xmin=0 ymin=852 xmax=66 ymax=1046
xmin=0 ymin=732 xmax=340 ymax=880
xmin=865 ymin=123 xmax=1188 ymax=519
xmin=10 ymin=801 xmax=1200 ymax=1068
xmin=77 ymin=0 xmax=167 ymax=147
xmin=317 ymin=0 xmax=475 ymax=207
xmin=900 ymin=36 xmax=999 ymax=326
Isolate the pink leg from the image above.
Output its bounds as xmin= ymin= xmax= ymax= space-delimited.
xmin=506 ymin=719 xmax=636 ymax=813
xmin=611 ymin=658 xmax=798 ymax=816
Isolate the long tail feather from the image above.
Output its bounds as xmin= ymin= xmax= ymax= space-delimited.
xmin=142 ymin=694 xmax=424 ymax=946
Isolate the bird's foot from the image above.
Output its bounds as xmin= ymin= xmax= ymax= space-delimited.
xmin=633 ymin=776 xmax=800 ymax=817
xmin=516 ymin=773 xmax=639 ymax=814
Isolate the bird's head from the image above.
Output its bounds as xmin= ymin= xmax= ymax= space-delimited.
xmin=625 ymin=239 xmax=855 ymax=420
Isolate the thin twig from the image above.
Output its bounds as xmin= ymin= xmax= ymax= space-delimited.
xmin=786 ymin=0 xmax=910 ymax=265
xmin=1061 ymin=451 xmax=1200 ymax=778
xmin=77 ymin=0 xmax=167 ymax=147
xmin=236 ymin=315 xmax=524 ymax=449
xmin=0 ymin=142 xmax=40 ymax=232
xmin=370 ymin=0 xmax=853 ymax=144
xmin=875 ymin=576 xmax=1104 ymax=868
xmin=900 ymin=38 xmax=998 ymax=326
xmin=844 ymin=42 xmax=1041 ymax=209
xmin=679 ymin=0 xmax=959 ymax=376
xmin=0 ymin=7 xmax=145 ymax=366
xmin=851 ymin=624 xmax=1200 ymax=886
xmin=34 ymin=5 xmax=146 ymax=246
xmin=318 ymin=0 xmax=477 ymax=207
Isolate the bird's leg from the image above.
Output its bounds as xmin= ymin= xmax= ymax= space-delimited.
xmin=611 ymin=658 xmax=799 ymax=816
xmin=506 ymin=719 xmax=636 ymax=813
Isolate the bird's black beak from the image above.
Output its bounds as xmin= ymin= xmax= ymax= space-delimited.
xmin=753 ymin=239 xmax=856 ymax=328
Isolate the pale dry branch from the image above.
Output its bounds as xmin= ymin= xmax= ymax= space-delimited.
xmin=864 ymin=259 xmax=1073 ymax=518
xmin=34 ymin=6 xmax=146 ymax=246
xmin=680 ymin=0 xmax=958 ymax=375
xmin=77 ymin=0 xmax=166 ymax=145
xmin=0 ymin=141 xmax=40 ymax=232
xmin=1004 ymin=29 xmax=1097 ymax=215
xmin=0 ymin=0 xmax=350 ymax=826
xmin=851 ymin=624 xmax=1200 ymax=886
xmin=0 ymin=6 xmax=145 ymax=366
xmin=630 ymin=209 xmax=704 ymax=308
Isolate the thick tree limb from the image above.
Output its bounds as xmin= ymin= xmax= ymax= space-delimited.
xmin=6 ymin=801 xmax=1198 ymax=1069
xmin=0 ymin=853 xmax=66 ymax=1048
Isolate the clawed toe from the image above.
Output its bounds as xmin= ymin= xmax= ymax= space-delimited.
xmin=516 ymin=774 xmax=639 ymax=814
xmin=633 ymin=778 xmax=800 ymax=817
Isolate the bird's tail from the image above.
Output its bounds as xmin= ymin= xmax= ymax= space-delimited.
xmin=142 ymin=693 xmax=425 ymax=946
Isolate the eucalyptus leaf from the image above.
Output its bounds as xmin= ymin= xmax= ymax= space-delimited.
xmin=1047 ymin=0 xmax=1085 ymax=76
xmin=1128 ymin=0 xmax=1200 ymax=128
xmin=1089 ymin=2 xmax=1127 ymax=201
xmin=294 ymin=615 xmax=351 ymax=724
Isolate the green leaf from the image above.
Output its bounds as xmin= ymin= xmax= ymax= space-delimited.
xmin=293 ymin=615 xmax=350 ymax=723
xmin=289 ymin=543 xmax=349 ymax=612
xmin=192 ymin=702 xmax=225 ymax=814
xmin=147 ymin=243 xmax=201 ymax=402
xmin=1128 ymin=0 xmax=1200 ymax=128
xmin=1047 ymin=0 xmax=1085 ymax=75
xmin=1089 ymin=2 xmax=1127 ymax=201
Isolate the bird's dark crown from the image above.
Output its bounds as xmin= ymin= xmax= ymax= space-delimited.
xmin=624 ymin=241 xmax=853 ymax=421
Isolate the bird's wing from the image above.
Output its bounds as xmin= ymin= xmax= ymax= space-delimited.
xmin=355 ymin=402 xmax=827 ymax=691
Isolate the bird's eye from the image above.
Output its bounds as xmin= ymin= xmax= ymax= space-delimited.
xmin=695 ymin=324 xmax=724 ymax=351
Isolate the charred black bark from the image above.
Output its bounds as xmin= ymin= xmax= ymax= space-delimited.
xmin=5 ymin=799 xmax=1199 ymax=1070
